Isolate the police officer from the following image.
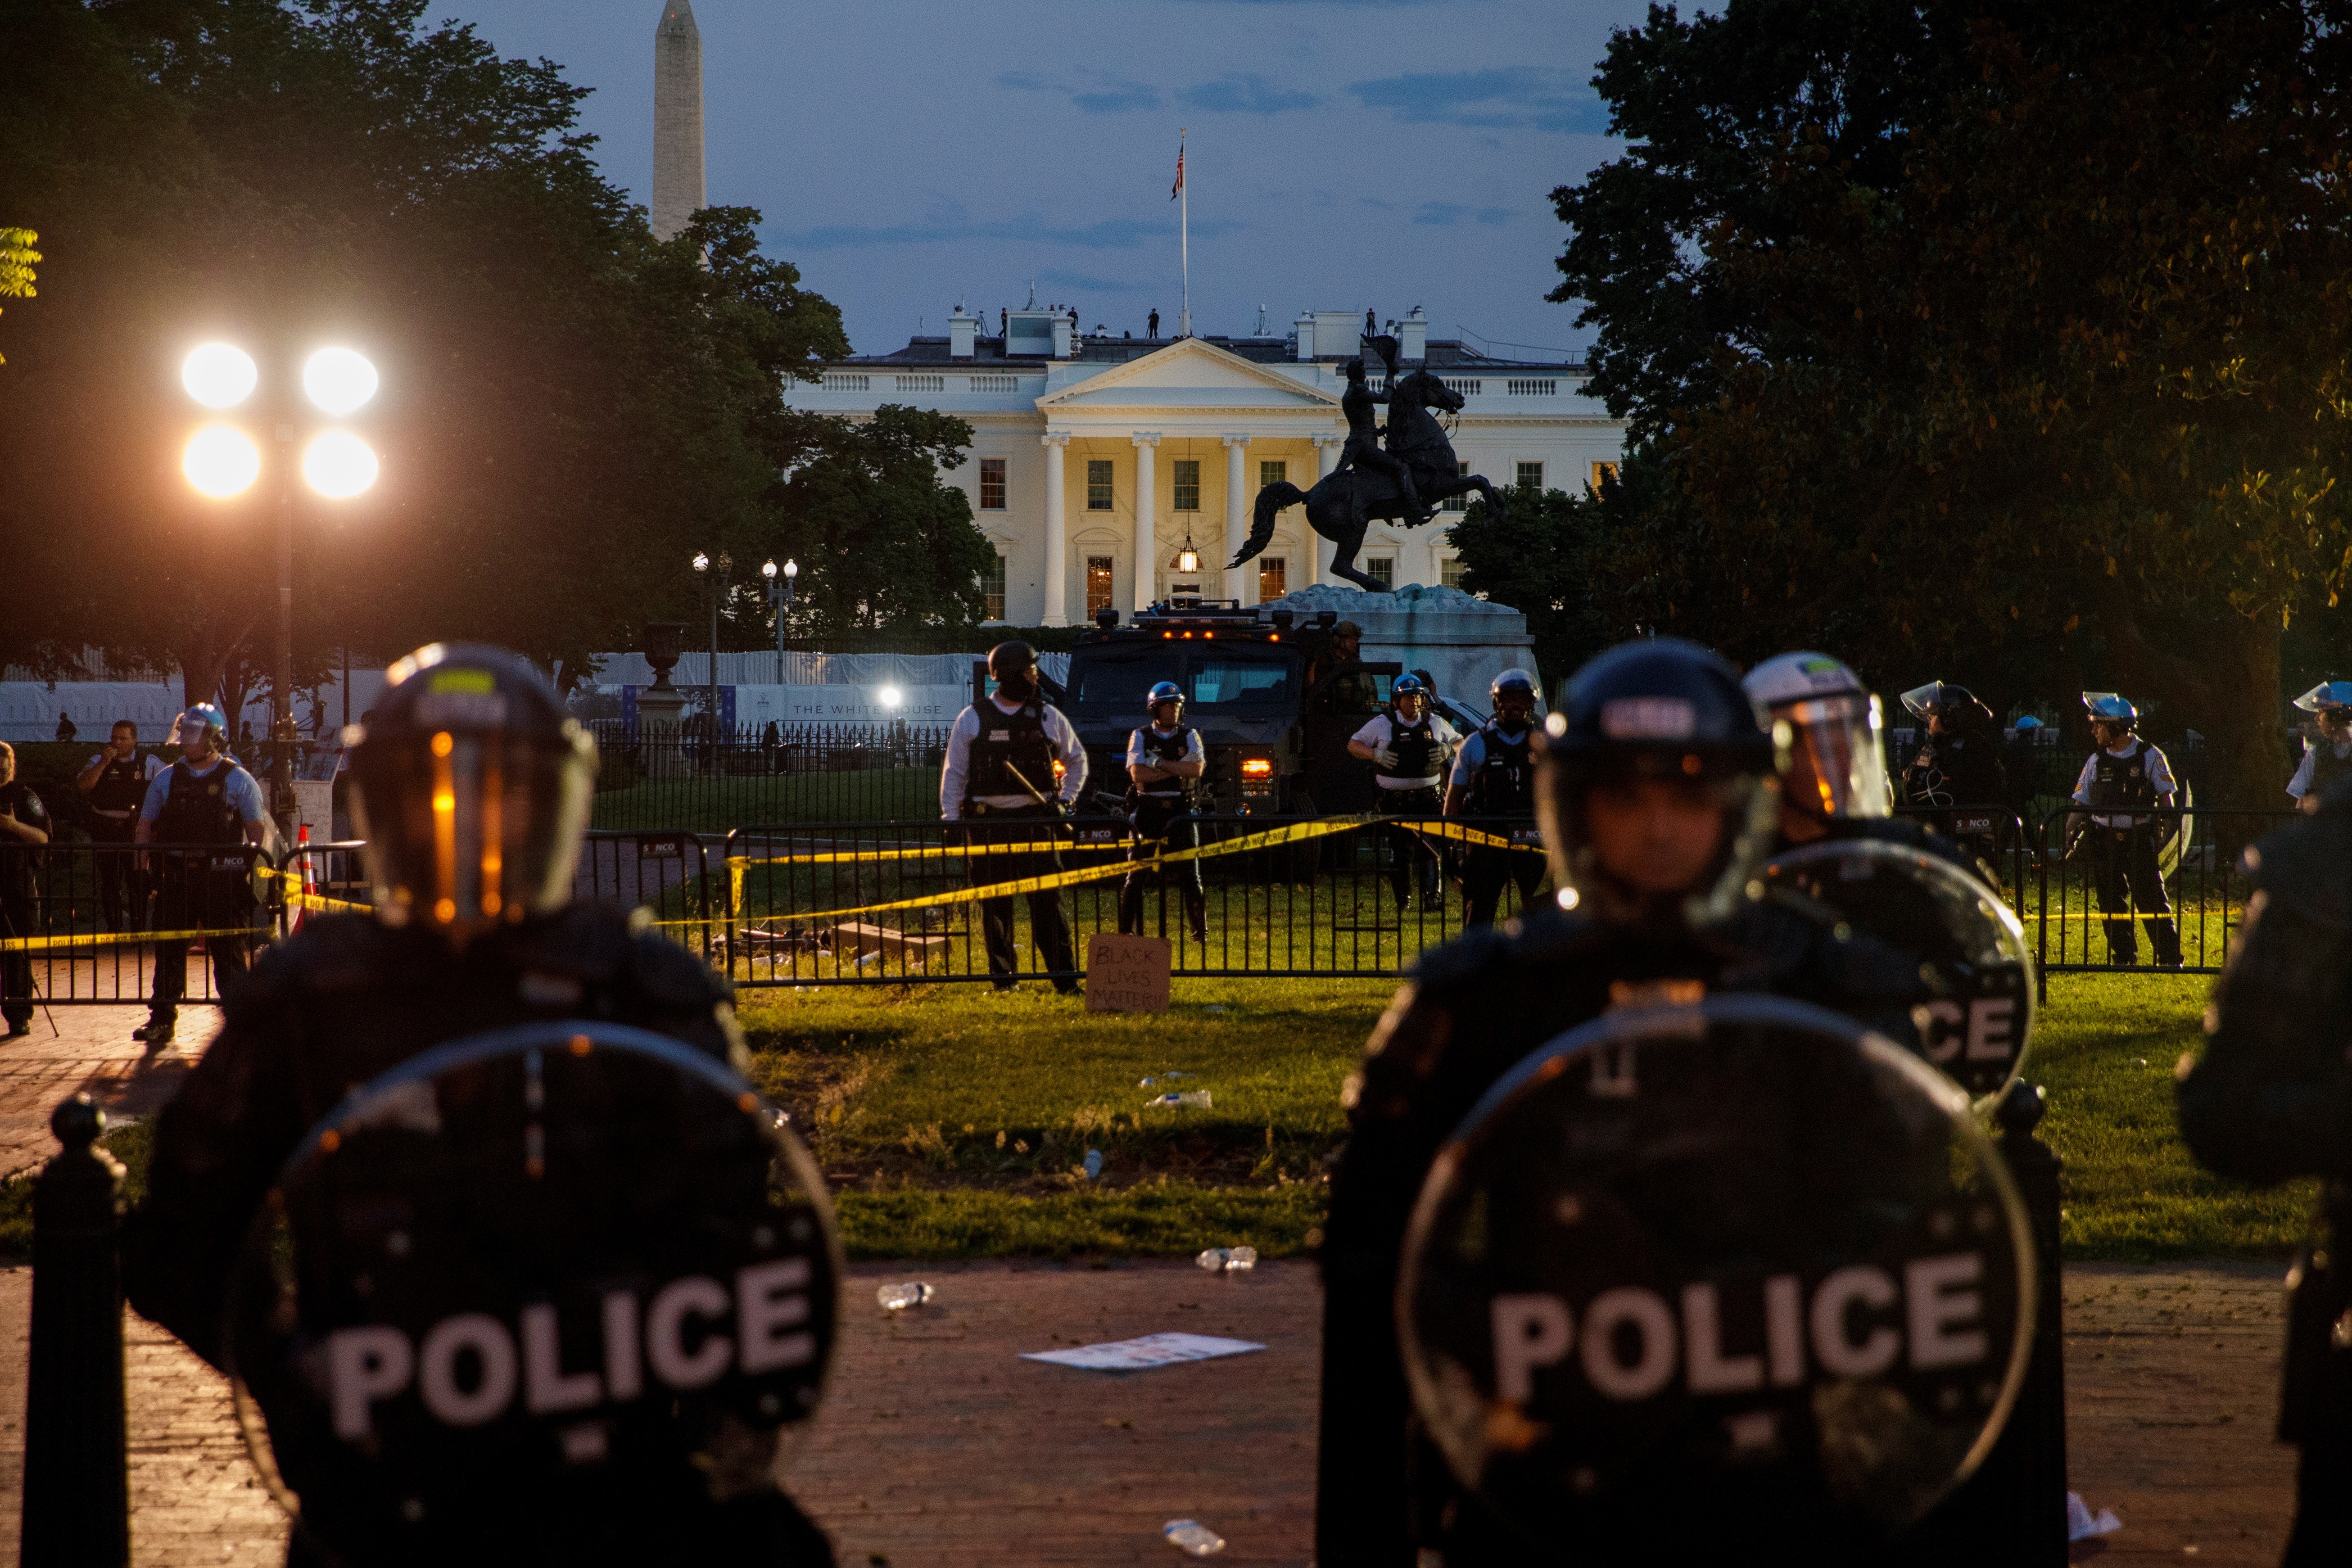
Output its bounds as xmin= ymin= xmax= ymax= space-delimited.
xmin=0 ymin=742 xmax=53 ymax=1042
xmin=2287 ymin=680 xmax=2352 ymax=814
xmin=1441 ymin=667 xmax=1542 ymax=928
xmin=77 ymin=719 xmax=164 ymax=932
xmin=2178 ymin=799 xmax=2352 ymax=1564
xmin=131 ymin=703 xmax=268 ymax=1046
xmin=1316 ymin=638 xmax=1924 ymax=1567
xmin=122 ymin=644 xmax=836 ymax=1565
xmin=1348 ymin=673 xmax=1460 ymax=910
xmin=2064 ymin=692 xmax=2184 ymax=968
xmin=1119 ymin=681 xmax=1208 ymax=944
xmin=1898 ymin=679 xmax=2009 ymax=863
xmin=939 ymin=640 xmax=1087 ymax=992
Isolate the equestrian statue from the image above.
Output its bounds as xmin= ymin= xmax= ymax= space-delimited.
xmin=1230 ymin=333 xmax=1509 ymax=593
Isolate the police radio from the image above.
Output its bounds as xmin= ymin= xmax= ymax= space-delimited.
xmin=1396 ymin=995 xmax=2033 ymax=1563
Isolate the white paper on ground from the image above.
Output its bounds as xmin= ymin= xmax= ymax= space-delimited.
xmin=2066 ymin=1491 xmax=2123 ymax=1541
xmin=1020 ymin=1332 xmax=1265 ymax=1372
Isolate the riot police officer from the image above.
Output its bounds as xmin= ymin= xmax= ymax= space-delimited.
xmin=1745 ymin=652 xmax=1977 ymax=871
xmin=131 ymin=702 xmax=269 ymax=1045
xmin=1898 ymin=679 xmax=2010 ymax=865
xmin=1348 ymin=673 xmax=1460 ymax=910
xmin=1316 ymin=638 xmax=1925 ymax=1567
xmin=1119 ymin=681 xmax=1208 ymax=944
xmin=2287 ymin=680 xmax=2352 ymax=813
xmin=939 ymin=639 xmax=1087 ymax=991
xmin=77 ymin=720 xmax=164 ymax=931
xmin=2063 ymin=692 xmax=2183 ymax=968
xmin=122 ymin=644 xmax=835 ymax=1565
xmin=1441 ymin=667 xmax=1542 ymax=928
xmin=2179 ymin=798 xmax=2352 ymax=1564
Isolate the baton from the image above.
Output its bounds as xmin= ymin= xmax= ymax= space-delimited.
xmin=1002 ymin=762 xmax=1071 ymax=823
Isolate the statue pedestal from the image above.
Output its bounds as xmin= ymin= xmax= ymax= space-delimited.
xmin=1271 ymin=583 xmax=1543 ymax=711
xmin=636 ymin=683 xmax=688 ymax=779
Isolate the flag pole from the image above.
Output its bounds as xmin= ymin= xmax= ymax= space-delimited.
xmin=1178 ymin=127 xmax=1190 ymax=339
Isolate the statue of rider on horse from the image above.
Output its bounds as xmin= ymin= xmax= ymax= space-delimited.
xmin=1230 ymin=331 xmax=1508 ymax=593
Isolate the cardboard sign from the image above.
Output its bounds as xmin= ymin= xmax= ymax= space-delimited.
xmin=1020 ymin=1332 xmax=1263 ymax=1373
xmin=1086 ymin=934 xmax=1171 ymax=1013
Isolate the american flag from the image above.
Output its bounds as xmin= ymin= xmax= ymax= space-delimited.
xmin=1171 ymin=144 xmax=1184 ymax=200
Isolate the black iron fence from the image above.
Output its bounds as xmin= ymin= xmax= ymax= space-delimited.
xmin=585 ymin=721 xmax=950 ymax=833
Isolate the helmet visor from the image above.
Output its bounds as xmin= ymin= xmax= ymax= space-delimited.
xmin=1780 ymin=694 xmax=1891 ymax=820
xmin=1897 ymin=682 xmax=1954 ymax=719
xmin=2293 ymin=680 xmax=2352 ymax=714
xmin=351 ymin=729 xmax=591 ymax=926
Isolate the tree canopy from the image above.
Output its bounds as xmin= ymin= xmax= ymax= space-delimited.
xmin=1548 ymin=0 xmax=2352 ymax=804
xmin=0 ymin=0 xmax=992 ymax=707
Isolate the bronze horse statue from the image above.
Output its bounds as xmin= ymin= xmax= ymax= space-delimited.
xmin=1230 ymin=365 xmax=1508 ymax=592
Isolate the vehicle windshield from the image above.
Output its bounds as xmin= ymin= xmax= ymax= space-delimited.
xmin=1070 ymin=649 xmax=1164 ymax=710
xmin=1189 ymin=651 xmax=1296 ymax=706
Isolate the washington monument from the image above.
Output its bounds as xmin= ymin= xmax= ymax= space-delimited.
xmin=652 ymin=0 xmax=704 ymax=240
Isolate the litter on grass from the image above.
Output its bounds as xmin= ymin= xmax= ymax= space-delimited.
xmin=2067 ymin=1492 xmax=2122 ymax=1542
xmin=1163 ymin=1519 xmax=1226 ymax=1556
xmin=1020 ymin=1332 xmax=1264 ymax=1373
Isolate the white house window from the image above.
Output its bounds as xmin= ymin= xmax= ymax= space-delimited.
xmin=980 ymin=553 xmax=1006 ymax=621
xmin=1592 ymin=461 xmax=1620 ymax=490
xmin=1087 ymin=460 xmax=1115 ymax=511
xmin=1259 ymin=557 xmax=1287 ymax=601
xmin=1260 ymin=460 xmax=1286 ymax=488
xmin=1172 ymin=459 xmax=1201 ymax=512
xmin=1363 ymin=555 xmax=1395 ymax=590
xmin=1443 ymin=461 xmax=1472 ymax=512
xmin=1441 ymin=556 xmax=1467 ymax=591
xmin=1086 ymin=556 xmax=1115 ymax=618
xmin=979 ymin=458 xmax=1006 ymax=511
xmin=1516 ymin=461 xmax=1545 ymax=490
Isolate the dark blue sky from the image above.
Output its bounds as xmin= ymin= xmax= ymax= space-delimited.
xmin=432 ymin=0 xmax=1654 ymax=357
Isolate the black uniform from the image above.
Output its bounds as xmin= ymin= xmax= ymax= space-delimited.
xmin=1452 ymin=721 xmax=1542 ymax=928
xmin=1315 ymin=893 xmax=1926 ymax=1565
xmin=2304 ymin=739 xmax=2352 ymax=802
xmin=1901 ymin=728 xmax=2010 ymax=868
xmin=146 ymin=757 xmax=262 ymax=1029
xmin=2179 ymin=792 xmax=2352 ymax=1565
xmin=0 ymin=780 xmax=52 ymax=1034
xmin=959 ymin=697 xmax=1077 ymax=990
xmin=84 ymin=752 xmax=153 ymax=931
xmin=122 ymin=906 xmax=836 ymax=1566
xmin=2078 ymin=739 xmax=2182 ymax=967
xmin=1119 ymin=723 xmax=1206 ymax=943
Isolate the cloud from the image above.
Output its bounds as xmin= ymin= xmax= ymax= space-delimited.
xmin=1347 ymin=67 xmax=1603 ymax=135
xmin=776 ymin=211 xmax=1246 ymax=253
xmin=1411 ymin=202 xmax=1513 ymax=227
xmin=999 ymin=69 xmax=1162 ymax=114
xmin=1178 ymin=73 xmax=1318 ymax=115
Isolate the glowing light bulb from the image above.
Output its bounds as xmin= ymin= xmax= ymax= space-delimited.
xmin=302 ymin=347 xmax=378 ymax=416
xmin=182 ymin=344 xmax=257 ymax=409
xmin=183 ymin=425 xmax=261 ymax=497
xmin=302 ymin=430 xmax=379 ymax=498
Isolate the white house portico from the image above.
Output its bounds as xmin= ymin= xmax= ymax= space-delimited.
xmin=784 ymin=310 xmax=1627 ymax=626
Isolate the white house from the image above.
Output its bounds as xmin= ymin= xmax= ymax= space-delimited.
xmin=782 ymin=307 xmax=1627 ymax=627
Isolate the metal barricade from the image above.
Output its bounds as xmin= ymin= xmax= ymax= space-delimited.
xmin=2028 ymin=805 xmax=2294 ymax=993
xmin=574 ymin=830 xmax=723 ymax=960
xmin=0 ymin=840 xmax=268 ymax=1008
xmin=720 ymin=813 xmax=1553 ymax=986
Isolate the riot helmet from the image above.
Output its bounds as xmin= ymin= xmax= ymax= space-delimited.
xmin=1743 ymin=651 xmax=1891 ymax=824
xmin=1390 ymin=673 xmax=1428 ymax=721
xmin=1488 ymin=668 xmax=1538 ymax=732
xmin=1535 ymin=638 xmax=1781 ymax=926
xmin=179 ymin=701 xmax=229 ymax=749
xmin=1489 ymin=667 xmax=1536 ymax=701
xmin=2081 ymin=691 xmax=2139 ymax=732
xmin=1900 ymin=679 xmax=1995 ymax=732
xmin=1147 ymin=680 xmax=1185 ymax=725
xmin=346 ymin=643 xmax=596 ymax=935
xmin=2293 ymin=680 xmax=2352 ymax=714
xmin=988 ymin=639 xmax=1040 ymax=701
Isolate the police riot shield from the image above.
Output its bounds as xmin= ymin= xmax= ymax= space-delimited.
xmin=1764 ymin=838 xmax=2036 ymax=1101
xmin=222 ymin=1021 xmax=841 ymax=1568
xmin=1398 ymin=995 xmax=2032 ymax=1564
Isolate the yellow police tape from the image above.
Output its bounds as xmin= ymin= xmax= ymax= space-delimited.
xmin=0 ymin=924 xmax=266 ymax=953
xmin=725 ymin=816 xmax=1544 ymax=929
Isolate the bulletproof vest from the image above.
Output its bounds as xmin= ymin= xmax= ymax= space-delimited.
xmin=152 ymin=759 xmax=248 ymax=846
xmin=2087 ymin=740 xmax=2158 ymax=812
xmin=2312 ymin=740 xmax=2352 ymax=799
xmin=89 ymin=754 xmax=150 ymax=814
xmin=1468 ymin=724 xmax=1534 ymax=815
xmin=1388 ymin=712 xmax=1442 ymax=782
xmin=1133 ymin=725 xmax=1197 ymax=800
xmin=966 ymin=700 xmax=1056 ymax=803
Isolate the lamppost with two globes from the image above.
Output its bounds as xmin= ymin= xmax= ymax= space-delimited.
xmin=760 ymin=557 xmax=798 ymax=684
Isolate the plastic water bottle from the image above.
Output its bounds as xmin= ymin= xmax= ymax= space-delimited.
xmin=1083 ymin=1148 xmax=1103 ymax=1179
xmin=1196 ymin=1246 xmax=1258 ymax=1274
xmin=1162 ymin=1519 xmax=1226 ymax=1556
xmin=1148 ymin=1089 xmax=1212 ymax=1109
xmin=876 ymin=1282 xmax=934 ymax=1311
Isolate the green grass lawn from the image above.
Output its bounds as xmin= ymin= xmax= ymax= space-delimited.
xmin=0 ymin=967 xmax=2306 ymax=1267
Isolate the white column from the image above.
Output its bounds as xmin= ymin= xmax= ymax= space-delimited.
xmin=1222 ymin=432 xmax=1252 ymax=604
xmin=1041 ymin=432 xmax=1070 ymax=626
xmin=1312 ymin=433 xmax=1344 ymax=586
xmin=1131 ymin=432 xmax=1160 ymax=613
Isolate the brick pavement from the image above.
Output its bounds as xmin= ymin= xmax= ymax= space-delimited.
xmin=0 ymin=1254 xmax=2310 ymax=1566
xmin=0 ymin=1003 xmax=222 ymax=1177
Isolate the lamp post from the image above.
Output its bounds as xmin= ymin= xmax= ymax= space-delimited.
xmin=180 ymin=341 xmax=379 ymax=838
xmin=760 ymin=558 xmax=797 ymax=685
xmin=691 ymin=551 xmax=732 ymax=758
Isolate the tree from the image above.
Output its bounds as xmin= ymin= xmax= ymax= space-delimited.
xmin=1552 ymin=0 xmax=2352 ymax=805
xmin=1447 ymin=478 xmax=1643 ymax=684
xmin=0 ymin=228 xmax=35 ymax=365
